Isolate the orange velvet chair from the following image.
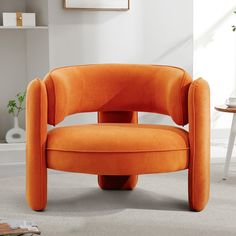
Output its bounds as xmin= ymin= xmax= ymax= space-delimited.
xmin=26 ymin=64 xmax=210 ymax=212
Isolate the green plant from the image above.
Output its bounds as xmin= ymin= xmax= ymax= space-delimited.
xmin=7 ymin=91 xmax=26 ymax=117
xmin=232 ymin=11 xmax=236 ymax=31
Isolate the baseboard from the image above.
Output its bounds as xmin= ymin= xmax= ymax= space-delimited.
xmin=0 ymin=150 xmax=25 ymax=164
xmin=211 ymin=128 xmax=230 ymax=140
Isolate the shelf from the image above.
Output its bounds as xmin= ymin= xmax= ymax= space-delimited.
xmin=0 ymin=1 xmax=50 ymax=141
xmin=0 ymin=26 xmax=48 ymax=30
xmin=0 ymin=142 xmax=25 ymax=151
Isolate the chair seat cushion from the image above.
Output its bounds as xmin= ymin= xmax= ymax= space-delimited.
xmin=46 ymin=124 xmax=189 ymax=174
xmin=47 ymin=124 xmax=189 ymax=152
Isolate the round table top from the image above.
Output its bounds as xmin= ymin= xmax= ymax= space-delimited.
xmin=215 ymin=105 xmax=236 ymax=113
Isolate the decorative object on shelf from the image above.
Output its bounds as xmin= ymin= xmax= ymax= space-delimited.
xmin=3 ymin=12 xmax=36 ymax=27
xmin=64 ymin=0 xmax=130 ymax=11
xmin=6 ymin=91 xmax=26 ymax=143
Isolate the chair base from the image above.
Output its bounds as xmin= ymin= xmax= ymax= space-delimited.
xmin=98 ymin=175 xmax=138 ymax=190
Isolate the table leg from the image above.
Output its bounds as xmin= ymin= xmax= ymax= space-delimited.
xmin=223 ymin=113 xmax=236 ymax=180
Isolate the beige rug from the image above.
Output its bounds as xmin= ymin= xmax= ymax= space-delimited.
xmin=0 ymin=163 xmax=236 ymax=236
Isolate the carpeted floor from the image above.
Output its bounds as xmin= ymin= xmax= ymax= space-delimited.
xmin=0 ymin=163 xmax=236 ymax=236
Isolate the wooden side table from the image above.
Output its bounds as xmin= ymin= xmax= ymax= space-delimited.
xmin=215 ymin=105 xmax=236 ymax=179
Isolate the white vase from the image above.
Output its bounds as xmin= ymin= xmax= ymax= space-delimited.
xmin=6 ymin=116 xmax=26 ymax=143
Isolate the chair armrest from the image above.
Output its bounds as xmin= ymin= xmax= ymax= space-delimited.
xmin=26 ymin=79 xmax=48 ymax=210
xmin=188 ymin=78 xmax=210 ymax=211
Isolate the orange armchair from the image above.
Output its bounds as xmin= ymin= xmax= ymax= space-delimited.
xmin=26 ymin=64 xmax=210 ymax=211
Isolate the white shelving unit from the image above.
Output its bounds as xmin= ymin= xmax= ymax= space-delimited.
xmin=0 ymin=141 xmax=25 ymax=164
xmin=0 ymin=26 xmax=48 ymax=29
xmin=0 ymin=0 xmax=49 ymax=152
xmin=0 ymin=142 xmax=25 ymax=151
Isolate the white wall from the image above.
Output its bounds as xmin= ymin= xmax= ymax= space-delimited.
xmin=26 ymin=0 xmax=49 ymax=83
xmin=48 ymin=0 xmax=193 ymax=126
xmin=0 ymin=30 xmax=27 ymax=140
xmin=194 ymin=0 xmax=236 ymax=135
xmin=26 ymin=0 xmax=48 ymax=26
xmin=194 ymin=0 xmax=236 ymax=160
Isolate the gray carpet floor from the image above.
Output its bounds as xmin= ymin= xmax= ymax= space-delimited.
xmin=0 ymin=163 xmax=236 ymax=236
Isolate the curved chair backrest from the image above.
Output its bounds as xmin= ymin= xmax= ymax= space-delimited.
xmin=44 ymin=64 xmax=192 ymax=126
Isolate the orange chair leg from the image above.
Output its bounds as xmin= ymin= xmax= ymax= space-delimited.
xmin=26 ymin=79 xmax=48 ymax=211
xmin=98 ymin=111 xmax=138 ymax=124
xmin=26 ymin=167 xmax=47 ymax=211
xmin=188 ymin=79 xmax=210 ymax=211
xmin=97 ymin=111 xmax=139 ymax=190
xmin=188 ymin=167 xmax=210 ymax=212
xmin=98 ymin=175 xmax=138 ymax=190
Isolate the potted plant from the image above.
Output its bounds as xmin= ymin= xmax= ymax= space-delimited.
xmin=6 ymin=91 xmax=26 ymax=143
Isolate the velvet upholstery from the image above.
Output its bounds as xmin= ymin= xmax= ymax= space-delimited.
xmin=98 ymin=111 xmax=138 ymax=190
xmin=188 ymin=79 xmax=210 ymax=211
xmin=26 ymin=64 xmax=210 ymax=211
xmin=46 ymin=124 xmax=189 ymax=174
xmin=44 ymin=64 xmax=192 ymax=126
xmin=26 ymin=79 xmax=47 ymax=211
